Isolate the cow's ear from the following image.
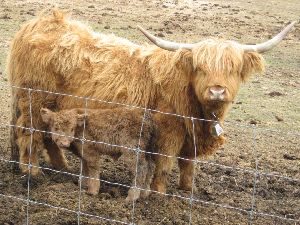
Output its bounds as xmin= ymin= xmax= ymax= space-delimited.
xmin=77 ymin=114 xmax=85 ymax=127
xmin=180 ymin=49 xmax=193 ymax=70
xmin=172 ymin=49 xmax=193 ymax=73
xmin=241 ymin=52 xmax=265 ymax=82
xmin=40 ymin=108 xmax=53 ymax=124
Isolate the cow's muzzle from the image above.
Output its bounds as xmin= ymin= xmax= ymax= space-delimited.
xmin=209 ymin=86 xmax=226 ymax=101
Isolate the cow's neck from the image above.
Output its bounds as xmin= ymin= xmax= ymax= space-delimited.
xmin=182 ymin=87 xmax=230 ymax=156
xmin=201 ymin=102 xmax=231 ymax=123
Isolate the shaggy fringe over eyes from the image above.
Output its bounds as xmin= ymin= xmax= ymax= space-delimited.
xmin=192 ymin=39 xmax=245 ymax=75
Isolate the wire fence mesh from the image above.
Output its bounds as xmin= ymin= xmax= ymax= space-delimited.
xmin=0 ymin=1 xmax=299 ymax=224
xmin=0 ymin=83 xmax=298 ymax=224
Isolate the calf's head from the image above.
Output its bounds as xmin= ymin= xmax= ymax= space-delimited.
xmin=138 ymin=22 xmax=296 ymax=115
xmin=40 ymin=108 xmax=85 ymax=148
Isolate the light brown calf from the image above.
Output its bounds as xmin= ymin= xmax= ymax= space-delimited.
xmin=40 ymin=107 xmax=156 ymax=202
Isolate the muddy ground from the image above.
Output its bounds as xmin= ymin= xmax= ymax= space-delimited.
xmin=0 ymin=0 xmax=299 ymax=224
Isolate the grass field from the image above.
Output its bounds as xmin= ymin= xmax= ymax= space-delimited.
xmin=0 ymin=0 xmax=299 ymax=224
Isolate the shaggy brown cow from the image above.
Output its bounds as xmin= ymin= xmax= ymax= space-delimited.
xmin=40 ymin=107 xmax=156 ymax=201
xmin=7 ymin=10 xmax=296 ymax=193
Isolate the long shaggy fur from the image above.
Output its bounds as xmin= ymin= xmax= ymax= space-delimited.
xmin=7 ymin=10 xmax=265 ymax=191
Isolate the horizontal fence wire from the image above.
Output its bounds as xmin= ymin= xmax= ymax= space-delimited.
xmin=0 ymin=122 xmax=298 ymax=183
xmin=0 ymin=83 xmax=299 ymax=136
xmin=0 ymin=84 xmax=299 ymax=224
xmin=0 ymin=157 xmax=299 ymax=223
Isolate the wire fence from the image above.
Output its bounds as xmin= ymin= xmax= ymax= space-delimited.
xmin=0 ymin=83 xmax=299 ymax=224
xmin=0 ymin=1 xmax=299 ymax=223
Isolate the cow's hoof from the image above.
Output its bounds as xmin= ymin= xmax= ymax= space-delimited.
xmin=151 ymin=183 xmax=166 ymax=194
xmin=179 ymin=182 xmax=196 ymax=192
xmin=21 ymin=166 xmax=41 ymax=176
xmin=11 ymin=163 xmax=21 ymax=174
xmin=31 ymin=166 xmax=40 ymax=176
xmin=140 ymin=189 xmax=151 ymax=199
xmin=22 ymin=174 xmax=39 ymax=189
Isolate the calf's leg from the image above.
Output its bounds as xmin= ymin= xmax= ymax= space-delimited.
xmin=86 ymin=167 xmax=100 ymax=195
xmin=44 ymin=138 xmax=69 ymax=170
xmin=80 ymin=159 xmax=89 ymax=188
xmin=84 ymin=159 xmax=100 ymax=195
xmin=126 ymin=152 xmax=150 ymax=202
xmin=140 ymin=157 xmax=155 ymax=199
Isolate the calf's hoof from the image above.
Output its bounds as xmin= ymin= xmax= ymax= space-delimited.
xmin=87 ymin=188 xmax=98 ymax=195
xmin=79 ymin=178 xmax=89 ymax=188
xmin=125 ymin=188 xmax=141 ymax=203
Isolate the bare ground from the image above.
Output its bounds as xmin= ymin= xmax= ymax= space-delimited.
xmin=0 ymin=0 xmax=299 ymax=224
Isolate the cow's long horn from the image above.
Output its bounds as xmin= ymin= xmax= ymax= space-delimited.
xmin=137 ymin=25 xmax=194 ymax=51
xmin=241 ymin=21 xmax=297 ymax=53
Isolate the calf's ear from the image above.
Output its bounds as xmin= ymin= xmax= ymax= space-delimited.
xmin=40 ymin=108 xmax=53 ymax=124
xmin=241 ymin=52 xmax=265 ymax=82
xmin=77 ymin=114 xmax=85 ymax=127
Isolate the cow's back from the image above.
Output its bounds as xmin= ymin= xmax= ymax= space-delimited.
xmin=8 ymin=10 xmax=159 ymax=112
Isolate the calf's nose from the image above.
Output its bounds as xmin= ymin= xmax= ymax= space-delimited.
xmin=59 ymin=139 xmax=70 ymax=148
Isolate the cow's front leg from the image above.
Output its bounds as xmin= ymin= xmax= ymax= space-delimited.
xmin=151 ymin=113 xmax=185 ymax=194
xmin=178 ymin=157 xmax=194 ymax=191
xmin=178 ymin=138 xmax=197 ymax=191
xmin=17 ymin=131 xmax=43 ymax=176
xmin=151 ymin=155 xmax=174 ymax=194
xmin=15 ymin=94 xmax=49 ymax=176
xmin=16 ymin=112 xmax=43 ymax=176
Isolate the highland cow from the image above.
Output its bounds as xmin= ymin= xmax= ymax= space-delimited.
xmin=40 ymin=107 xmax=156 ymax=201
xmin=7 ymin=9 xmax=296 ymax=193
